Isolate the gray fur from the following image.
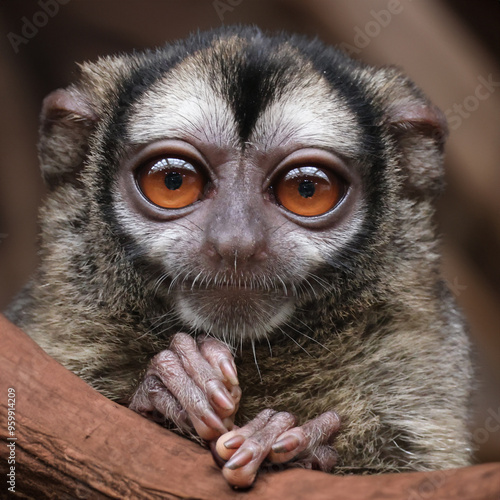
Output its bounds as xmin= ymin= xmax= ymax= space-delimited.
xmin=6 ymin=27 xmax=473 ymax=473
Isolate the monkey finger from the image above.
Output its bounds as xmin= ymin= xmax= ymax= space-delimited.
xmin=294 ymin=445 xmax=339 ymax=472
xmin=215 ymin=428 xmax=245 ymax=461
xmin=170 ymin=333 xmax=237 ymax=418
xmin=269 ymin=411 xmax=340 ymax=464
xmin=221 ymin=411 xmax=296 ymax=488
xmin=145 ymin=378 xmax=191 ymax=430
xmin=215 ymin=409 xmax=277 ymax=461
xmin=227 ymin=384 xmax=242 ymax=412
xmin=148 ymin=349 xmax=228 ymax=439
xmin=128 ymin=378 xmax=155 ymax=415
xmin=129 ymin=375 xmax=190 ymax=430
xmin=197 ymin=335 xmax=239 ymax=387
xmin=190 ymin=415 xmax=227 ymax=442
xmin=146 ymin=379 xmax=233 ymax=440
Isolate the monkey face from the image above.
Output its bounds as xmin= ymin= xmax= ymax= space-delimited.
xmin=38 ymin=27 xmax=446 ymax=344
xmin=109 ymin=39 xmax=366 ymax=342
xmin=116 ymin=143 xmax=363 ymax=341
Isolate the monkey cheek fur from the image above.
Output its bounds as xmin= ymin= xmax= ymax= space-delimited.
xmin=173 ymin=288 xmax=296 ymax=343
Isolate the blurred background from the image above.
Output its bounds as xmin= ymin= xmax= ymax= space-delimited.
xmin=0 ymin=0 xmax=499 ymax=464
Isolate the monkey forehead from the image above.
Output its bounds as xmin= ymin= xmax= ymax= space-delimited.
xmin=249 ymin=76 xmax=362 ymax=156
xmin=127 ymin=43 xmax=363 ymax=156
xmin=127 ymin=60 xmax=239 ymax=148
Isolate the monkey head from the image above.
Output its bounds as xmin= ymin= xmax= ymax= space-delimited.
xmin=37 ymin=26 xmax=447 ymax=346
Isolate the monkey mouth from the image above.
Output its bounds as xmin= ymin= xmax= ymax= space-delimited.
xmin=171 ymin=280 xmax=296 ymax=342
xmin=175 ymin=274 xmax=297 ymax=297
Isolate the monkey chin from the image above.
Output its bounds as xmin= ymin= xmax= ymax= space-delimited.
xmin=172 ymin=287 xmax=296 ymax=344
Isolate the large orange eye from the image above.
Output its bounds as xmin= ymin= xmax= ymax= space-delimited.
xmin=137 ymin=157 xmax=205 ymax=209
xmin=274 ymin=166 xmax=344 ymax=217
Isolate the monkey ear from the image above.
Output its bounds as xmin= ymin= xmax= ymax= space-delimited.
xmin=38 ymin=87 xmax=98 ymax=189
xmin=374 ymin=70 xmax=449 ymax=198
xmin=387 ymin=100 xmax=448 ymax=146
xmin=38 ymin=55 xmax=132 ymax=189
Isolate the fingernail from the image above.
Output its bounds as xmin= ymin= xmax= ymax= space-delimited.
xmin=212 ymin=387 xmax=234 ymax=411
xmin=221 ymin=359 xmax=238 ymax=386
xmin=223 ymin=417 xmax=235 ymax=431
xmin=224 ymin=435 xmax=245 ymax=449
xmin=230 ymin=385 xmax=242 ymax=402
xmin=202 ymin=411 xmax=227 ymax=433
xmin=224 ymin=448 xmax=253 ymax=470
xmin=272 ymin=435 xmax=300 ymax=453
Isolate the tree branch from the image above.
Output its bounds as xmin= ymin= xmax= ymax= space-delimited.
xmin=0 ymin=314 xmax=499 ymax=499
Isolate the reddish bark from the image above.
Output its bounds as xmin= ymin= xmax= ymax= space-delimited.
xmin=1 ymin=313 xmax=499 ymax=499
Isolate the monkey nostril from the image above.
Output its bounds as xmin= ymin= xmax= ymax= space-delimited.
xmin=205 ymin=245 xmax=219 ymax=260
xmin=251 ymin=246 xmax=269 ymax=262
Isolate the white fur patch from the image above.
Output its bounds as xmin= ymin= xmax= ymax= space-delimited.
xmin=128 ymin=60 xmax=239 ymax=148
xmin=250 ymin=74 xmax=362 ymax=158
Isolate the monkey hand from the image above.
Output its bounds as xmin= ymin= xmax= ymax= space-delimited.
xmin=213 ymin=409 xmax=340 ymax=488
xmin=128 ymin=332 xmax=241 ymax=441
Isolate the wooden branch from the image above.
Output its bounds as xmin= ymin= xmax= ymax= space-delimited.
xmin=1 ymin=314 xmax=499 ymax=499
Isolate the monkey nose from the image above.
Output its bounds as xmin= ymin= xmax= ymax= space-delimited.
xmin=205 ymin=235 xmax=268 ymax=267
xmin=203 ymin=224 xmax=268 ymax=268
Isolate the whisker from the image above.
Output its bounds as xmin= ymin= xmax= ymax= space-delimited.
xmin=251 ymin=339 xmax=262 ymax=381
xmin=277 ymin=326 xmax=311 ymax=357
xmin=284 ymin=320 xmax=332 ymax=353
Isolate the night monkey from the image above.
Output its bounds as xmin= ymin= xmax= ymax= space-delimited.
xmin=7 ymin=26 xmax=473 ymax=488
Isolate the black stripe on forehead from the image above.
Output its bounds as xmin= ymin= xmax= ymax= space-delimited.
xmin=213 ymin=37 xmax=300 ymax=143
xmin=101 ymin=26 xmax=267 ymax=157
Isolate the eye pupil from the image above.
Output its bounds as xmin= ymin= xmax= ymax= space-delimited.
xmin=137 ymin=156 xmax=205 ymax=209
xmin=298 ymin=180 xmax=315 ymax=199
xmin=274 ymin=165 xmax=344 ymax=217
xmin=165 ymin=172 xmax=183 ymax=191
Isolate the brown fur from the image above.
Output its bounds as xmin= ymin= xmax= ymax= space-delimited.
xmin=6 ymin=26 xmax=473 ymax=473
